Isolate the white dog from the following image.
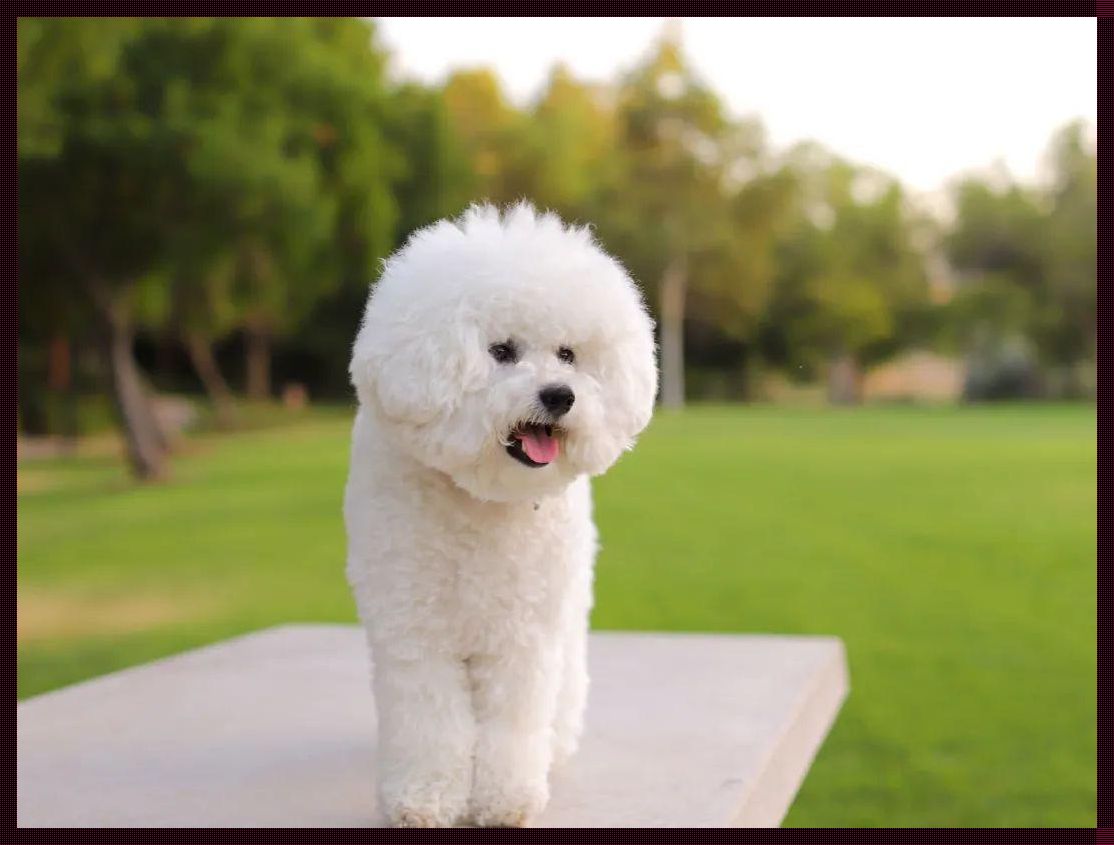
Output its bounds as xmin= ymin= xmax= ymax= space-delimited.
xmin=343 ymin=203 xmax=657 ymax=827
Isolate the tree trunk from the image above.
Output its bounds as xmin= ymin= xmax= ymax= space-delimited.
xmin=18 ymin=395 xmax=48 ymax=436
xmin=826 ymin=351 xmax=862 ymax=406
xmin=659 ymin=253 xmax=688 ymax=409
xmin=47 ymin=333 xmax=71 ymax=393
xmin=47 ymin=333 xmax=79 ymax=451
xmin=100 ymin=313 xmax=168 ymax=480
xmin=184 ymin=331 xmax=237 ymax=427
xmin=245 ymin=323 xmax=271 ymax=401
xmin=62 ymin=249 xmax=169 ymax=475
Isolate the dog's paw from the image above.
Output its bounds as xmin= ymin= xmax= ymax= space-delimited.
xmin=382 ymin=800 xmax=463 ymax=828
xmin=380 ymin=779 xmax=469 ymax=828
xmin=387 ymin=808 xmax=447 ymax=828
xmin=468 ymin=778 xmax=549 ymax=827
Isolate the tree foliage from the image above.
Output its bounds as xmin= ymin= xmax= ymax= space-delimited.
xmin=946 ymin=120 xmax=1096 ymax=395
xmin=17 ymin=19 xmax=1096 ymax=475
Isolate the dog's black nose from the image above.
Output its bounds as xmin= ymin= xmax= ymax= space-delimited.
xmin=539 ymin=384 xmax=575 ymax=417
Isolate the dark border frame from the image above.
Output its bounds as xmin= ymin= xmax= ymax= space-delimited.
xmin=7 ymin=4 xmax=1104 ymax=15
xmin=9 ymin=9 xmax=1105 ymax=841
xmin=1096 ymin=8 xmax=1110 ymax=842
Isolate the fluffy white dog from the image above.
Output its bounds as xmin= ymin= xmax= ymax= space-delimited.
xmin=344 ymin=202 xmax=657 ymax=827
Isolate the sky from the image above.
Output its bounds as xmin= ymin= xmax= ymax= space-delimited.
xmin=375 ymin=18 xmax=1096 ymax=198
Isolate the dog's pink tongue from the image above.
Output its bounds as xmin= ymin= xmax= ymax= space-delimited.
xmin=519 ymin=428 xmax=559 ymax=464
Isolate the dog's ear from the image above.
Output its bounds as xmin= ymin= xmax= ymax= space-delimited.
xmin=350 ymin=303 xmax=485 ymax=426
xmin=605 ymin=320 xmax=659 ymax=444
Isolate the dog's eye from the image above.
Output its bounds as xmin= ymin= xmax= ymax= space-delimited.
xmin=557 ymin=346 xmax=575 ymax=365
xmin=489 ymin=341 xmax=518 ymax=364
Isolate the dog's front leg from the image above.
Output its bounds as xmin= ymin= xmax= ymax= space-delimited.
xmin=467 ymin=644 xmax=561 ymax=827
xmin=373 ymin=651 xmax=475 ymax=827
xmin=551 ymin=618 xmax=589 ymax=768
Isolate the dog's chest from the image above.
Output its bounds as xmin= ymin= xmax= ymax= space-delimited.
xmin=439 ymin=497 xmax=583 ymax=647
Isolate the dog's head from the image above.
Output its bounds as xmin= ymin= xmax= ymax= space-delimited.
xmin=350 ymin=203 xmax=658 ymax=502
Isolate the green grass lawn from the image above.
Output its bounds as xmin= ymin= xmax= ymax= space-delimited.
xmin=17 ymin=403 xmax=1095 ymax=826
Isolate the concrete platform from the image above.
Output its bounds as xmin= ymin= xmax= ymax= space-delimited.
xmin=17 ymin=624 xmax=848 ymax=827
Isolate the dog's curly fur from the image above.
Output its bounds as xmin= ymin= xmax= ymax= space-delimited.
xmin=344 ymin=203 xmax=657 ymax=827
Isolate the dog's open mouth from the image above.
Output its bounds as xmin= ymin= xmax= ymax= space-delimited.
xmin=506 ymin=423 xmax=562 ymax=468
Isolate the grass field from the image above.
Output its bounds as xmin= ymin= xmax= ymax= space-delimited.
xmin=17 ymin=403 xmax=1095 ymax=826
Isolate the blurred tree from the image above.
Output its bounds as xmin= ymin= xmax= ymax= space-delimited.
xmin=764 ymin=149 xmax=929 ymax=403
xmin=687 ymin=157 xmax=799 ymax=350
xmin=128 ymin=17 xmax=331 ymax=418
xmin=17 ymin=190 xmax=89 ymax=439
xmin=17 ymin=19 xmax=118 ymax=436
xmin=601 ymin=28 xmax=736 ymax=407
xmin=217 ymin=18 xmax=398 ymax=401
xmin=386 ymin=82 xmax=474 ymax=237
xmin=1039 ymin=120 xmax=1096 ymax=371
xmin=17 ymin=18 xmax=401 ymax=472
xmin=17 ymin=18 xmax=137 ymax=158
xmin=442 ymin=68 xmax=532 ymax=204
xmin=943 ymin=176 xmax=1044 ymax=398
xmin=945 ymin=121 xmax=1095 ymax=398
xmin=20 ymin=17 xmax=1092 ymax=443
xmin=19 ymin=17 xmax=179 ymax=477
xmin=946 ymin=178 xmax=1044 ymax=291
xmin=295 ymin=78 xmax=475 ymax=398
xmin=170 ymin=254 xmax=240 ymax=427
xmin=598 ymin=27 xmax=805 ymax=405
xmin=526 ymin=64 xmax=619 ymax=217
